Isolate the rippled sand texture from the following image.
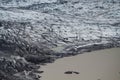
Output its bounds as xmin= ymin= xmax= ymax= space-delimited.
xmin=40 ymin=48 xmax=120 ymax=80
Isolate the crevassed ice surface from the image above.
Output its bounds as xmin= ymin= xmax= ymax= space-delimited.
xmin=0 ymin=0 xmax=120 ymax=53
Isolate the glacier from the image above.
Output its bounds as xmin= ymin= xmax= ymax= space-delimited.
xmin=0 ymin=0 xmax=120 ymax=80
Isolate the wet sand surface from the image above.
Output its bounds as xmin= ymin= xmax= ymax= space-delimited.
xmin=40 ymin=48 xmax=120 ymax=80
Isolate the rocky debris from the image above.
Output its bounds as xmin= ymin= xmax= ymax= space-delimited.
xmin=28 ymin=71 xmax=41 ymax=80
xmin=64 ymin=71 xmax=80 ymax=74
xmin=0 ymin=20 xmax=55 ymax=57
xmin=24 ymin=55 xmax=55 ymax=64
xmin=0 ymin=57 xmax=40 ymax=74
xmin=0 ymin=57 xmax=40 ymax=80
xmin=0 ymin=70 xmax=30 ymax=80
xmin=64 ymin=42 xmax=120 ymax=55
xmin=33 ymin=70 xmax=44 ymax=74
xmin=14 ymin=71 xmax=41 ymax=80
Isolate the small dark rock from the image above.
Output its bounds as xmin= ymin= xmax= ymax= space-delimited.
xmin=33 ymin=70 xmax=44 ymax=74
xmin=37 ymin=75 xmax=41 ymax=78
xmin=64 ymin=71 xmax=80 ymax=74
xmin=64 ymin=71 xmax=73 ymax=74
xmin=73 ymin=71 xmax=79 ymax=74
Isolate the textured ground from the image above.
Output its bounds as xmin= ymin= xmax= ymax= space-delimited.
xmin=0 ymin=0 xmax=120 ymax=80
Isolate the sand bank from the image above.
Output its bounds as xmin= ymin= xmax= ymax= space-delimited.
xmin=40 ymin=48 xmax=120 ymax=80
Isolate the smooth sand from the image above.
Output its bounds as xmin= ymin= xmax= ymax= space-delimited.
xmin=40 ymin=48 xmax=120 ymax=80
